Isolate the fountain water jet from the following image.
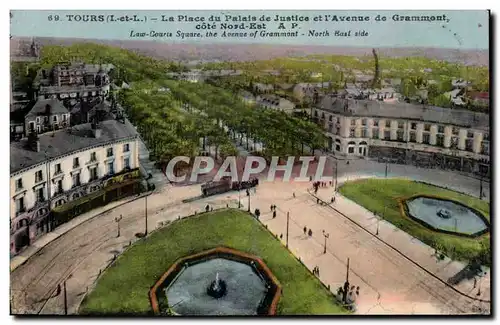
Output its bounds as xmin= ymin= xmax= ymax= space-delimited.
xmin=207 ymin=272 xmax=227 ymax=298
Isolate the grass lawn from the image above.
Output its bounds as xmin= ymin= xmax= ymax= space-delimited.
xmin=339 ymin=179 xmax=490 ymax=265
xmin=79 ymin=209 xmax=347 ymax=315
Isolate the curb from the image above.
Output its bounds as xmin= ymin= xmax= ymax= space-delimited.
xmin=10 ymin=191 xmax=154 ymax=272
xmin=307 ymin=189 xmax=490 ymax=304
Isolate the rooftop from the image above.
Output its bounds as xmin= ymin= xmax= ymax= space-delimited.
xmin=10 ymin=119 xmax=138 ymax=174
xmin=318 ymin=96 xmax=489 ymax=130
xmin=26 ymin=98 xmax=68 ymax=118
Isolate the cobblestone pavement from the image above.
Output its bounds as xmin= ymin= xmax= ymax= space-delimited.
xmin=10 ymin=167 xmax=491 ymax=315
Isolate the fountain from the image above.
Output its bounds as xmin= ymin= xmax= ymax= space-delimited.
xmin=207 ymin=272 xmax=227 ymax=298
xmin=437 ymin=208 xmax=452 ymax=219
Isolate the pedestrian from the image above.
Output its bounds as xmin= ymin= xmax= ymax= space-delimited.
xmin=303 ymin=226 xmax=307 ymax=235
xmin=205 ymin=204 xmax=210 ymax=212
xmin=317 ymin=266 xmax=320 ymax=276
xmin=273 ymin=210 xmax=277 ymax=218
xmin=331 ymin=197 xmax=334 ymax=203
xmin=356 ymin=286 xmax=360 ymax=296
xmin=473 ymin=277 xmax=477 ymax=289
xmin=274 ymin=205 xmax=277 ymax=210
xmin=308 ymin=229 xmax=313 ymax=237
xmin=280 ymin=233 xmax=283 ymax=240
xmin=270 ymin=204 xmax=273 ymax=211
xmin=293 ymin=192 xmax=296 ymax=198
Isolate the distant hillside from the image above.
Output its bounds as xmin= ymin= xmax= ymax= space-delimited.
xmin=10 ymin=37 xmax=489 ymax=66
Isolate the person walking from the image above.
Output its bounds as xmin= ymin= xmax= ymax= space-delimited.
xmin=303 ymin=226 xmax=307 ymax=235
xmin=308 ymin=229 xmax=313 ymax=237
xmin=273 ymin=210 xmax=277 ymax=218
xmin=316 ymin=266 xmax=320 ymax=276
xmin=293 ymin=192 xmax=296 ymax=198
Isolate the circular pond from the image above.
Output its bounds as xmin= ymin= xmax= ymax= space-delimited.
xmin=404 ymin=196 xmax=489 ymax=237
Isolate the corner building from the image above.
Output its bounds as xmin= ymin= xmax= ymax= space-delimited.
xmin=10 ymin=119 xmax=142 ymax=256
xmin=313 ymin=96 xmax=490 ymax=178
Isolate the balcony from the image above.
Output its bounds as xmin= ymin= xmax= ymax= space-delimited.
xmin=73 ymin=163 xmax=80 ymax=169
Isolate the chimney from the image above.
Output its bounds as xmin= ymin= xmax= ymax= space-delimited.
xmin=91 ymin=121 xmax=101 ymax=138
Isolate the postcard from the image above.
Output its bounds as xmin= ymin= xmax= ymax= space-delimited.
xmin=9 ymin=9 xmax=490 ymax=316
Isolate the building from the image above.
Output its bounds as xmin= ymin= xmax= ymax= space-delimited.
xmin=253 ymin=83 xmax=274 ymax=93
xmin=24 ymin=98 xmax=70 ymax=136
xmin=256 ymin=95 xmax=296 ymax=113
xmin=10 ymin=119 xmax=142 ymax=255
xmin=293 ymin=82 xmax=330 ymax=102
xmin=239 ymin=91 xmax=256 ymax=105
xmin=313 ymin=96 xmax=490 ymax=178
xmin=33 ymin=63 xmax=111 ymax=101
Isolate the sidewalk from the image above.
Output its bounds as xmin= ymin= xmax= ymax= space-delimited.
xmin=10 ymin=192 xmax=151 ymax=272
xmin=312 ymin=185 xmax=490 ymax=303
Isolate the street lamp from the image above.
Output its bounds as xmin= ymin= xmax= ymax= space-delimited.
xmin=115 ymin=215 xmax=122 ymax=238
xmin=61 ymin=274 xmax=72 ymax=315
xmin=376 ymin=216 xmax=380 ymax=236
xmin=322 ymin=230 xmax=329 ymax=254
xmin=247 ymin=189 xmax=251 ymax=212
xmin=238 ymin=187 xmax=241 ymax=208
xmin=144 ymin=195 xmax=148 ymax=236
xmin=384 ymin=161 xmax=389 ymax=178
xmin=286 ymin=212 xmax=290 ymax=248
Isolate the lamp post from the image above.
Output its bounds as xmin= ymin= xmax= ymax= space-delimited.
xmin=61 ymin=274 xmax=72 ymax=315
xmin=322 ymin=230 xmax=329 ymax=254
xmin=115 ymin=215 xmax=122 ymax=238
xmin=384 ymin=161 xmax=388 ymax=178
xmin=286 ymin=211 xmax=290 ymax=248
xmin=376 ymin=216 xmax=380 ymax=236
xmin=342 ymin=258 xmax=350 ymax=304
xmin=238 ymin=187 xmax=241 ymax=208
xmin=247 ymin=189 xmax=251 ymax=212
xmin=334 ymin=159 xmax=338 ymax=193
xmin=144 ymin=195 xmax=148 ymax=236
xmin=479 ymin=174 xmax=483 ymax=200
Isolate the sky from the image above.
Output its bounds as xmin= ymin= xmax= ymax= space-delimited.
xmin=11 ymin=10 xmax=489 ymax=49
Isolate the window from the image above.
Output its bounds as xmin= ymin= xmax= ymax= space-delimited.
xmin=72 ymin=173 xmax=81 ymax=188
xmin=53 ymin=115 xmax=58 ymax=122
xmin=15 ymin=197 xmax=25 ymax=214
xmin=424 ymin=124 xmax=431 ymax=132
xmin=107 ymin=148 xmax=114 ymax=157
xmin=55 ymin=163 xmax=61 ymax=174
xmin=73 ymin=157 xmax=80 ymax=168
xmin=107 ymin=162 xmax=114 ymax=175
xmin=483 ymin=133 xmax=489 ymax=141
xmin=411 ymin=123 xmax=417 ymax=130
xmin=351 ymin=119 xmax=356 ymax=126
xmin=410 ymin=132 xmax=417 ymax=142
xmin=62 ymin=114 xmax=67 ymax=121
xmin=372 ymin=128 xmax=379 ymax=139
xmin=348 ymin=147 xmax=355 ymax=154
xmin=467 ymin=131 xmax=474 ymax=138
xmin=481 ymin=141 xmax=489 ymax=155
xmin=124 ymin=157 xmax=130 ymax=169
xmin=328 ymin=124 xmax=333 ymax=133
xmin=373 ymin=120 xmax=379 ymax=127
xmin=36 ymin=188 xmax=45 ymax=203
xmin=335 ymin=144 xmax=341 ymax=151
xmin=36 ymin=117 xmax=41 ymax=123
xmin=349 ymin=128 xmax=355 ymax=137
xmin=336 ymin=117 xmax=340 ymax=124
xmin=398 ymin=122 xmax=404 ymax=129
xmin=90 ymin=152 xmax=97 ymax=162
xmin=423 ymin=133 xmax=430 ymax=144
xmin=465 ymin=139 xmax=474 ymax=152
xmin=89 ymin=167 xmax=98 ymax=181
xmin=361 ymin=129 xmax=368 ymax=138
xmin=362 ymin=119 xmax=367 ymax=126
xmin=384 ymin=130 xmax=390 ymax=140
xmin=35 ymin=170 xmax=43 ymax=183
xmin=397 ymin=130 xmax=404 ymax=141
xmin=56 ymin=179 xmax=63 ymax=194
xmin=438 ymin=125 xmax=445 ymax=133
xmin=15 ymin=178 xmax=23 ymax=191
xmin=452 ymin=127 xmax=459 ymax=135
xmin=436 ymin=134 xmax=444 ymax=147
xmin=123 ymin=144 xmax=130 ymax=152
xmin=329 ymin=115 xmax=333 ymax=122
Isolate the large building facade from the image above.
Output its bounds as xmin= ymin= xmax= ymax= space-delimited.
xmin=10 ymin=119 xmax=141 ymax=256
xmin=314 ymin=96 xmax=490 ymax=178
